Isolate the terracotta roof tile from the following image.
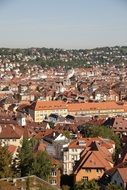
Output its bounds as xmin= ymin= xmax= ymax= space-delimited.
xmin=28 ymin=100 xmax=127 ymax=114
xmin=30 ymin=100 xmax=67 ymax=111
xmin=74 ymin=141 xmax=113 ymax=174
xmin=67 ymin=102 xmax=124 ymax=112
xmin=0 ymin=124 xmax=23 ymax=139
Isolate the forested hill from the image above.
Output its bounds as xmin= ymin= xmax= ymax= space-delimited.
xmin=0 ymin=46 xmax=127 ymax=68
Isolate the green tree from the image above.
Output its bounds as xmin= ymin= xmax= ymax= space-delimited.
xmin=17 ymin=138 xmax=52 ymax=181
xmin=63 ymin=130 xmax=71 ymax=139
xmin=82 ymin=125 xmax=121 ymax=151
xmin=106 ymin=182 xmax=124 ymax=190
xmin=0 ymin=146 xmax=13 ymax=178
xmin=32 ymin=151 xmax=52 ymax=180
xmin=72 ymin=180 xmax=100 ymax=190
xmin=17 ymin=138 xmax=34 ymax=177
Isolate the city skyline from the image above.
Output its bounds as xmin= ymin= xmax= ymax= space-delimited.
xmin=0 ymin=0 xmax=127 ymax=49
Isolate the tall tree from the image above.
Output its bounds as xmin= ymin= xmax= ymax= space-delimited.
xmin=32 ymin=151 xmax=52 ymax=180
xmin=17 ymin=138 xmax=34 ymax=177
xmin=17 ymin=138 xmax=52 ymax=181
xmin=0 ymin=146 xmax=13 ymax=178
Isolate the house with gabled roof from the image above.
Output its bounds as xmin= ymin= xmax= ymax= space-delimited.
xmin=73 ymin=141 xmax=113 ymax=182
xmin=0 ymin=123 xmax=24 ymax=147
xmin=111 ymin=167 xmax=127 ymax=190
xmin=101 ymin=162 xmax=127 ymax=190
xmin=0 ymin=122 xmax=33 ymax=147
xmin=63 ymin=137 xmax=115 ymax=175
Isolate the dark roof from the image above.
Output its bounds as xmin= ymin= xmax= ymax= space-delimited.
xmin=103 ymin=117 xmax=115 ymax=126
xmin=49 ymin=113 xmax=59 ymax=119
xmin=65 ymin=114 xmax=75 ymax=120
xmin=43 ymin=131 xmax=60 ymax=143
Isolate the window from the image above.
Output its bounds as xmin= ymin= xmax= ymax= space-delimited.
xmin=96 ymin=169 xmax=103 ymax=173
xmin=85 ymin=169 xmax=91 ymax=173
xmin=51 ymin=179 xmax=56 ymax=185
xmin=71 ymin=155 xmax=74 ymax=160
xmin=51 ymin=171 xmax=56 ymax=177
xmin=82 ymin=176 xmax=88 ymax=181
xmin=64 ymin=163 xmax=67 ymax=170
xmin=64 ymin=155 xmax=67 ymax=161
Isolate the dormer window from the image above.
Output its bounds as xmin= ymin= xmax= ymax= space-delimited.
xmin=78 ymin=140 xmax=86 ymax=146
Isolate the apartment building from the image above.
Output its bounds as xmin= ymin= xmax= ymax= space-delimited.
xmin=67 ymin=102 xmax=126 ymax=117
xmin=29 ymin=100 xmax=68 ymax=122
xmin=29 ymin=100 xmax=127 ymax=122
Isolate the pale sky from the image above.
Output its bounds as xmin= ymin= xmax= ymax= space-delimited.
xmin=0 ymin=0 xmax=127 ymax=49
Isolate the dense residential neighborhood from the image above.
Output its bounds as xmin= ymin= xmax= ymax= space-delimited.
xmin=0 ymin=46 xmax=127 ymax=190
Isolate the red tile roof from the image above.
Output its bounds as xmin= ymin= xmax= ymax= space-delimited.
xmin=68 ymin=137 xmax=114 ymax=150
xmin=30 ymin=100 xmax=67 ymax=111
xmin=74 ymin=141 xmax=113 ymax=174
xmin=29 ymin=100 xmax=127 ymax=113
xmin=0 ymin=124 xmax=23 ymax=139
xmin=67 ymin=102 xmax=124 ymax=112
